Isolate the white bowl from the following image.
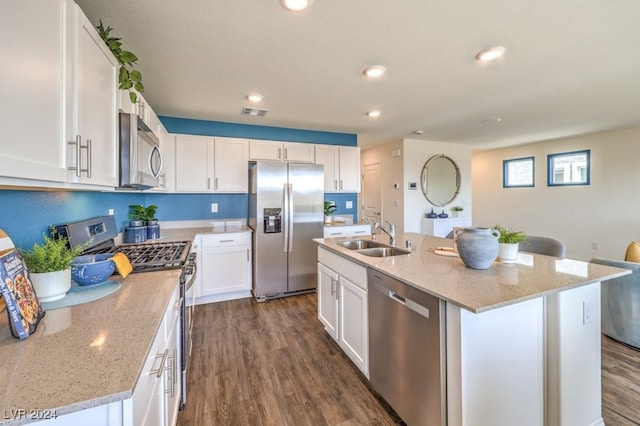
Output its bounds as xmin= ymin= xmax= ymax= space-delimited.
xmin=30 ymin=269 xmax=71 ymax=302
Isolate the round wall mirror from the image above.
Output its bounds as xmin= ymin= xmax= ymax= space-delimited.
xmin=420 ymin=154 xmax=460 ymax=207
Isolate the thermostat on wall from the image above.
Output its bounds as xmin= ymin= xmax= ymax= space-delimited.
xmin=408 ymin=182 xmax=417 ymax=190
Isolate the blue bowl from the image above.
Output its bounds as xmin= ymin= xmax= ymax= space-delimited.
xmin=71 ymin=254 xmax=116 ymax=286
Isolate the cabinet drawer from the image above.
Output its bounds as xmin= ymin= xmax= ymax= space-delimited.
xmin=163 ymin=284 xmax=181 ymax=341
xmin=318 ymin=247 xmax=367 ymax=290
xmin=201 ymin=232 xmax=251 ymax=247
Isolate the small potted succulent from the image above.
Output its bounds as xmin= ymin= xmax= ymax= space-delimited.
xmin=492 ymin=225 xmax=527 ymax=263
xmin=450 ymin=205 xmax=464 ymax=218
xmin=21 ymin=229 xmax=88 ymax=302
xmin=324 ymin=201 xmax=337 ymax=224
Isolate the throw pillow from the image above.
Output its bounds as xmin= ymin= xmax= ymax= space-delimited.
xmin=624 ymin=241 xmax=640 ymax=263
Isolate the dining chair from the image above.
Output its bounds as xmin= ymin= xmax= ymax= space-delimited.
xmin=590 ymin=257 xmax=640 ymax=350
xmin=519 ymin=235 xmax=566 ymax=258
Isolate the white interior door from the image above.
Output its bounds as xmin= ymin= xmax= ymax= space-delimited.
xmin=362 ymin=163 xmax=382 ymax=223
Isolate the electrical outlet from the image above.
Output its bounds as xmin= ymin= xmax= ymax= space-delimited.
xmin=346 ymin=201 xmax=353 ymax=209
xmin=108 ymin=209 xmax=114 ymax=216
xmin=211 ymin=203 xmax=218 ymax=213
xmin=583 ymin=301 xmax=594 ymax=325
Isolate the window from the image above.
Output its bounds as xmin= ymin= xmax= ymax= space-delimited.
xmin=503 ymin=156 xmax=534 ymax=188
xmin=547 ymin=150 xmax=590 ymax=186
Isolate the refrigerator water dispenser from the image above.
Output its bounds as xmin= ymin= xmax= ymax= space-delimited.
xmin=263 ymin=208 xmax=282 ymax=233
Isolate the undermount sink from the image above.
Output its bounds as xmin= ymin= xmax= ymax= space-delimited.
xmin=357 ymin=247 xmax=411 ymax=257
xmin=334 ymin=239 xmax=386 ymax=250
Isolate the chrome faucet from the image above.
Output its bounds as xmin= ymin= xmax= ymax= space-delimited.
xmin=378 ymin=220 xmax=396 ymax=246
xmin=364 ymin=217 xmax=379 ymax=240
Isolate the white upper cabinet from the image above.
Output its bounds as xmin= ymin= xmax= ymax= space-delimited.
xmin=315 ymin=145 xmax=361 ymax=193
xmin=65 ymin=3 xmax=118 ymax=187
xmin=249 ymin=140 xmax=314 ymax=163
xmin=213 ymin=137 xmax=249 ymax=192
xmin=0 ymin=0 xmax=69 ymax=184
xmin=174 ymin=134 xmax=248 ymax=193
xmin=175 ymin=134 xmax=211 ymax=192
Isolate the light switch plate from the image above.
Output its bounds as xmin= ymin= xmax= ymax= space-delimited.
xmin=211 ymin=203 xmax=218 ymax=213
xmin=346 ymin=201 xmax=353 ymax=209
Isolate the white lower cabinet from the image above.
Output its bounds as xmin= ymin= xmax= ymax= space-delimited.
xmin=317 ymin=247 xmax=368 ymax=377
xmin=193 ymin=232 xmax=252 ymax=304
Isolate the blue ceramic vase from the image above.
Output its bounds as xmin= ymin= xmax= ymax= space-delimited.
xmin=454 ymin=227 xmax=500 ymax=270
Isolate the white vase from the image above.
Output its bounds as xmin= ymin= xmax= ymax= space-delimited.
xmin=452 ymin=211 xmax=460 ymax=218
xmin=324 ymin=215 xmax=332 ymax=224
xmin=29 ymin=269 xmax=71 ymax=302
xmin=498 ymin=243 xmax=519 ymax=263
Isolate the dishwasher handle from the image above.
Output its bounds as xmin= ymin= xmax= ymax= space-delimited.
xmin=374 ymin=281 xmax=430 ymax=319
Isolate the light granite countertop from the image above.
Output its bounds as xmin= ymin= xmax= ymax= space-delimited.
xmin=0 ymin=224 xmax=247 ymax=425
xmin=0 ymin=268 xmax=181 ymax=425
xmin=316 ymin=232 xmax=630 ymax=313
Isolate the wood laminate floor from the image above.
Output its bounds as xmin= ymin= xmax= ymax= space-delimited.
xmin=178 ymin=293 xmax=640 ymax=426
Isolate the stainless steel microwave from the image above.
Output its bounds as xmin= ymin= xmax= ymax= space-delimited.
xmin=118 ymin=112 xmax=163 ymax=189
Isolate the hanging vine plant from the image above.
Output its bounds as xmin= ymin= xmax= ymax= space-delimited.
xmin=96 ymin=21 xmax=144 ymax=103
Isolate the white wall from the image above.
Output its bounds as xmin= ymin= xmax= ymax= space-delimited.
xmin=472 ymin=126 xmax=640 ymax=260
xmin=361 ymin=140 xmax=404 ymax=231
xmin=361 ymin=139 xmax=472 ymax=234
xmin=403 ymin=139 xmax=472 ymax=233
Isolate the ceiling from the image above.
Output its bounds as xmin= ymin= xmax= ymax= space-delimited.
xmin=75 ymin=0 xmax=640 ymax=150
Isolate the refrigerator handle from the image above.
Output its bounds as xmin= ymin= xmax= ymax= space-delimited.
xmin=287 ymin=183 xmax=294 ymax=252
xmin=283 ymin=182 xmax=289 ymax=253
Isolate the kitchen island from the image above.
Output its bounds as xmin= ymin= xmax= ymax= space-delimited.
xmin=316 ymin=232 xmax=629 ymax=426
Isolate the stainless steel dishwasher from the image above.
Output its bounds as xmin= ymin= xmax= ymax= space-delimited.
xmin=368 ymin=269 xmax=446 ymax=426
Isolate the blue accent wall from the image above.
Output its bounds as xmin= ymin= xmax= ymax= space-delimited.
xmin=160 ymin=117 xmax=357 ymax=146
xmin=0 ymin=117 xmax=358 ymax=250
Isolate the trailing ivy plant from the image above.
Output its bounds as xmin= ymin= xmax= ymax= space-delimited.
xmin=96 ymin=21 xmax=144 ymax=104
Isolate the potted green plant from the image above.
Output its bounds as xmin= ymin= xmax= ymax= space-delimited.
xmin=492 ymin=225 xmax=527 ymax=263
xmin=96 ymin=21 xmax=144 ymax=104
xmin=129 ymin=204 xmax=160 ymax=239
xmin=21 ymin=229 xmax=88 ymax=302
xmin=324 ymin=201 xmax=337 ymax=224
xmin=451 ymin=205 xmax=464 ymax=218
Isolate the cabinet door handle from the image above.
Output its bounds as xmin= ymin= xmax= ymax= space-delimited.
xmin=174 ymin=296 xmax=183 ymax=311
xmin=207 ymin=177 xmax=211 ymax=190
xmin=150 ymin=349 xmax=168 ymax=378
xmin=284 ymin=147 xmax=288 ymax=160
xmin=164 ymin=349 xmax=176 ymax=398
xmin=330 ymin=277 xmax=335 ymax=296
xmin=219 ymin=239 xmax=235 ymax=243
xmin=86 ymin=139 xmax=92 ymax=178
xmin=334 ymin=180 xmax=338 ymax=190
xmin=278 ymin=147 xmax=282 ymax=160
xmin=246 ymin=248 xmax=250 ymax=261
xmin=68 ymin=135 xmax=90 ymax=177
xmin=214 ymin=177 xmax=218 ymax=190
xmin=339 ymin=179 xmax=343 ymax=190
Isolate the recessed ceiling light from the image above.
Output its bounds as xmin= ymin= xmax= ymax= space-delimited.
xmin=363 ymin=65 xmax=386 ymax=78
xmin=414 ymin=130 xmax=424 ymax=135
xmin=280 ymin=0 xmax=313 ymax=11
xmin=246 ymin=93 xmax=263 ymax=102
xmin=475 ymin=46 xmax=506 ymax=62
xmin=481 ymin=118 xmax=502 ymax=124
xmin=367 ymin=110 xmax=381 ymax=118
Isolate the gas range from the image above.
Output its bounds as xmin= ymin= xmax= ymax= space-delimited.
xmin=85 ymin=240 xmax=192 ymax=273
xmin=54 ymin=215 xmax=192 ymax=272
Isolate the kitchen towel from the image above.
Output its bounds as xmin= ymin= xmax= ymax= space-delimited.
xmin=112 ymin=253 xmax=133 ymax=278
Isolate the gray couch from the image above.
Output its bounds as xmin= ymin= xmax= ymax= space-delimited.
xmin=590 ymin=257 xmax=640 ymax=350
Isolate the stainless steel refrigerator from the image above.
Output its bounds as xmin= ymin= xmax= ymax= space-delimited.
xmin=249 ymin=161 xmax=324 ymax=301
